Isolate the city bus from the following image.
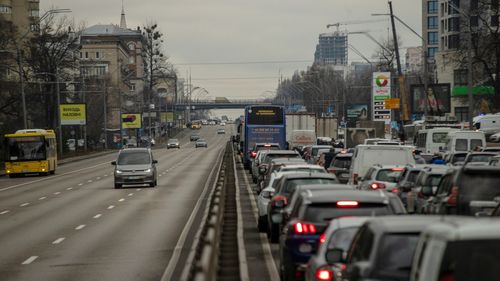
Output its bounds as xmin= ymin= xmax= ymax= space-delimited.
xmin=4 ymin=129 xmax=57 ymax=177
xmin=243 ymin=105 xmax=286 ymax=168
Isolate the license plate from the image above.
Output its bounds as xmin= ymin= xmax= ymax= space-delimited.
xmin=22 ymin=170 xmax=31 ymax=173
xmin=339 ymin=173 xmax=348 ymax=178
xmin=128 ymin=176 xmax=141 ymax=180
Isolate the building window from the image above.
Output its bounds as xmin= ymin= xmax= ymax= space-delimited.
xmin=449 ymin=0 xmax=460 ymax=14
xmin=492 ymin=15 xmax=499 ymax=27
xmin=428 ymin=32 xmax=439 ymax=45
xmin=85 ymin=52 xmax=89 ymax=59
xmin=428 ymin=47 xmax=438 ymax=58
xmin=30 ymin=24 xmax=39 ymax=32
xmin=30 ymin=9 xmax=39 ymax=17
xmin=80 ymin=65 xmax=108 ymax=77
xmin=448 ymin=34 xmax=460 ymax=49
xmin=129 ymin=56 xmax=135 ymax=64
xmin=130 ymin=83 xmax=136 ymax=92
xmin=79 ymin=52 xmax=83 ymax=59
xmin=470 ymin=16 xmax=479 ymax=27
xmin=428 ymin=16 xmax=438 ymax=29
xmin=427 ymin=1 xmax=438 ymax=14
xmin=95 ymin=52 xmax=100 ymax=59
xmin=455 ymin=107 xmax=469 ymax=123
xmin=454 ymin=69 xmax=468 ymax=86
xmin=448 ymin=17 xmax=460 ymax=32
xmin=0 ymin=5 xmax=12 ymax=14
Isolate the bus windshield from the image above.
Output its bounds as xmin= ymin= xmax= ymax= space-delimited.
xmin=6 ymin=136 xmax=46 ymax=161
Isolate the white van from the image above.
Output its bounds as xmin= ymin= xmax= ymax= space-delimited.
xmin=288 ymin=130 xmax=316 ymax=150
xmin=444 ymin=130 xmax=486 ymax=153
xmin=348 ymin=145 xmax=416 ymax=185
xmin=415 ymin=128 xmax=459 ymax=154
xmin=473 ymin=114 xmax=500 ymax=137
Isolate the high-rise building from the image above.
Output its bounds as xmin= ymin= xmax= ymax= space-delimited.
xmin=422 ymin=0 xmax=439 ymax=60
xmin=0 ymin=0 xmax=40 ymax=37
xmin=314 ymin=31 xmax=348 ymax=66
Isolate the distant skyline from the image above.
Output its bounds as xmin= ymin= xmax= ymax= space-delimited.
xmin=42 ymin=0 xmax=421 ymax=99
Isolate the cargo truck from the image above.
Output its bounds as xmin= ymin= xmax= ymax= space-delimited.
xmin=316 ymin=117 xmax=338 ymax=140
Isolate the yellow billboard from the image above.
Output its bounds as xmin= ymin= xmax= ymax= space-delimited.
xmin=60 ymin=104 xmax=86 ymax=125
xmin=160 ymin=112 xmax=174 ymax=122
xmin=121 ymin=113 xmax=142 ymax=129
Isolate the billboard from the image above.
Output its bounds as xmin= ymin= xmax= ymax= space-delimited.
xmin=411 ymin=84 xmax=451 ymax=115
xmin=60 ymin=104 xmax=86 ymax=125
xmin=372 ymin=72 xmax=392 ymax=124
xmin=160 ymin=112 xmax=174 ymax=122
xmin=121 ymin=113 xmax=142 ymax=129
xmin=347 ymin=104 xmax=369 ymax=120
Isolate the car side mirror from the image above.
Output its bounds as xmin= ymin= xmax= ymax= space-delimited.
xmin=325 ymin=248 xmax=344 ymax=264
xmin=111 ymin=161 xmax=116 ymax=165
xmin=152 ymin=160 xmax=158 ymax=164
xmin=421 ymin=185 xmax=434 ymax=197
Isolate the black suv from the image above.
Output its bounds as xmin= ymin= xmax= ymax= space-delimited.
xmin=424 ymin=166 xmax=500 ymax=216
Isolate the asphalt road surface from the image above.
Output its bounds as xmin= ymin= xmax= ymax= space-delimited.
xmin=0 ymin=126 xmax=229 ymax=281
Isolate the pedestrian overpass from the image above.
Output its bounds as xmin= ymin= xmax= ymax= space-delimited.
xmin=174 ymin=99 xmax=275 ymax=110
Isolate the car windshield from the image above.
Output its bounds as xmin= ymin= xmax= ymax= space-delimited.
xmin=6 ymin=136 xmax=46 ymax=161
xmin=407 ymin=170 xmax=421 ymax=183
xmin=427 ymin=174 xmax=443 ymax=186
xmin=375 ymin=233 xmax=420 ymax=273
xmin=283 ymin=178 xmax=336 ymax=195
xmin=327 ymin=227 xmax=359 ymax=251
xmin=117 ymin=151 xmax=151 ymax=165
xmin=304 ymin=203 xmax=391 ymax=222
xmin=376 ymin=169 xmax=404 ymax=183
xmin=198 ymin=139 xmax=206 ymax=142
xmin=452 ymin=153 xmax=467 ymax=163
xmin=168 ymin=139 xmax=178 ymax=143
xmin=439 ymin=240 xmax=500 ymax=281
xmin=332 ymin=157 xmax=351 ymax=169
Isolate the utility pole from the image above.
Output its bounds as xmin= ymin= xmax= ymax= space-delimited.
xmin=56 ymin=67 xmax=63 ymax=156
xmin=467 ymin=23 xmax=474 ymax=129
xmin=16 ymin=46 xmax=28 ymax=129
xmin=103 ymin=79 xmax=108 ymax=149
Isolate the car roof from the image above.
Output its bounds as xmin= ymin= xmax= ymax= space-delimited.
xmin=265 ymin=150 xmax=299 ymax=155
xmin=301 ymin=189 xmax=391 ymax=204
xmin=120 ymin=147 xmax=150 ymax=152
xmin=365 ymin=215 xmax=449 ymax=233
xmin=297 ymin=184 xmax=354 ymax=192
xmin=328 ymin=216 xmax=372 ymax=230
xmin=279 ymin=164 xmax=324 ymax=169
xmin=421 ymin=218 xmax=500 ymax=241
xmin=281 ymin=172 xmax=337 ymax=180
xmin=271 ymin=158 xmax=305 ymax=164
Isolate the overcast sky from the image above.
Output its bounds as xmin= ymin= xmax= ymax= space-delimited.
xmin=42 ymin=0 xmax=421 ymax=99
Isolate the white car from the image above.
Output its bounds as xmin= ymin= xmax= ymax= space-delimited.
xmin=357 ymin=165 xmax=406 ymax=192
xmin=489 ymin=132 xmax=500 ymax=142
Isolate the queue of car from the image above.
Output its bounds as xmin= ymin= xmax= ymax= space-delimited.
xmin=245 ymin=137 xmax=500 ymax=281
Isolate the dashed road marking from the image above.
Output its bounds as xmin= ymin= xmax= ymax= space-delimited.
xmin=66 ymin=187 xmax=73 ymax=190
xmin=78 ymin=183 xmax=83 ymax=186
xmin=39 ymin=197 xmax=47 ymax=200
xmin=53 ymin=192 xmax=61 ymax=195
xmin=87 ymin=180 xmax=93 ymax=183
xmin=128 ymin=193 xmax=134 ymax=196
xmin=107 ymin=205 xmax=115 ymax=209
xmin=118 ymin=198 xmax=125 ymax=202
xmin=0 ymin=210 xmax=10 ymax=215
xmin=21 ymin=256 xmax=38 ymax=265
xmin=20 ymin=203 xmax=30 ymax=207
xmin=136 ymin=188 xmax=142 ymax=191
xmin=93 ymin=214 xmax=102 ymax=219
xmin=96 ymin=177 xmax=101 ymax=180
xmin=104 ymin=174 xmax=108 ymax=177
xmin=52 ymin=237 xmax=65 ymax=244
xmin=75 ymin=225 xmax=86 ymax=230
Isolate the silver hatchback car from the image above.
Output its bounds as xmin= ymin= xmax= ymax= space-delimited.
xmin=112 ymin=148 xmax=158 ymax=188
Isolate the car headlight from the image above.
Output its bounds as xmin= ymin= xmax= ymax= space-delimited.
xmin=116 ymin=170 xmax=123 ymax=174
xmin=144 ymin=168 xmax=152 ymax=173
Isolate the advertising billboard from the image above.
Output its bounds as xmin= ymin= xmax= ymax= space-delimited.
xmin=372 ymin=72 xmax=392 ymax=124
xmin=410 ymin=84 xmax=451 ymax=115
xmin=60 ymin=104 xmax=86 ymax=125
xmin=121 ymin=113 xmax=142 ymax=129
xmin=347 ymin=104 xmax=369 ymax=120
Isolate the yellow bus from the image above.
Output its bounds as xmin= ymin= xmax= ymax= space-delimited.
xmin=191 ymin=120 xmax=202 ymax=129
xmin=4 ymin=129 xmax=57 ymax=177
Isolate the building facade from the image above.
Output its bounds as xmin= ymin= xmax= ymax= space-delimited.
xmin=0 ymin=0 xmax=39 ymax=36
xmin=314 ymin=31 xmax=348 ymax=66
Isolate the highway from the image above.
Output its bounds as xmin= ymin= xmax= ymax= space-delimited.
xmin=0 ymin=127 xmax=227 ymax=281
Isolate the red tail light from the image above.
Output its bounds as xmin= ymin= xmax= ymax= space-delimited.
xmin=392 ymin=168 xmax=405 ymax=171
xmin=447 ymin=186 xmax=458 ymax=206
xmin=319 ymin=233 xmax=326 ymax=244
xmin=251 ymin=151 xmax=257 ymax=157
xmin=315 ymin=267 xmax=333 ymax=281
xmin=337 ymin=201 xmax=359 ymax=207
xmin=370 ymin=182 xmax=386 ymax=190
xmin=293 ymin=222 xmax=317 ymax=234
xmin=391 ymin=188 xmax=399 ymax=194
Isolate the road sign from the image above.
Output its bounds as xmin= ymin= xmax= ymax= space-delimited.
xmin=384 ymin=98 xmax=400 ymax=109
xmin=60 ymin=104 xmax=86 ymax=125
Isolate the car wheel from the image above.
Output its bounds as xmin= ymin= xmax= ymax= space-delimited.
xmin=270 ymin=223 xmax=280 ymax=243
xmin=114 ymin=183 xmax=122 ymax=189
xmin=258 ymin=215 xmax=268 ymax=232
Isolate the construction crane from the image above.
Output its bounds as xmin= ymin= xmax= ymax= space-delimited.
xmin=326 ymin=19 xmax=388 ymax=32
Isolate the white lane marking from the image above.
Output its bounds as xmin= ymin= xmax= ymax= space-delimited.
xmin=136 ymin=188 xmax=142 ymax=191
xmin=107 ymin=205 xmax=115 ymax=209
xmin=78 ymin=183 xmax=83 ymax=186
xmin=128 ymin=193 xmax=134 ymax=197
xmin=104 ymin=174 xmax=108 ymax=177
xmin=93 ymin=214 xmax=102 ymax=219
xmin=87 ymin=180 xmax=93 ymax=183
xmin=240 ymin=162 xmax=280 ymax=280
xmin=66 ymin=187 xmax=73 ymax=190
xmin=159 ymin=175 xmax=162 ymax=177
xmin=53 ymin=192 xmax=61 ymax=195
xmin=233 ymin=155 xmax=250 ymax=281
xmin=118 ymin=198 xmax=125 ymax=202
xmin=165 ymin=146 xmax=225 ymax=281
xmin=0 ymin=161 xmax=113 ymax=192
xmin=75 ymin=225 xmax=86 ymax=230
xmin=52 ymin=237 xmax=65 ymax=244
xmin=39 ymin=197 xmax=47 ymax=200
xmin=0 ymin=210 xmax=10 ymax=215
xmin=22 ymin=256 xmax=38 ymax=265
xmin=96 ymin=177 xmax=101 ymax=180
xmin=20 ymin=203 xmax=30 ymax=207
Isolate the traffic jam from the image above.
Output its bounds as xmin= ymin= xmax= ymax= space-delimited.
xmin=234 ymin=106 xmax=500 ymax=281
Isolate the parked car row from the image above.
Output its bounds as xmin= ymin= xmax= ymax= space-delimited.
xmin=244 ymin=141 xmax=500 ymax=281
